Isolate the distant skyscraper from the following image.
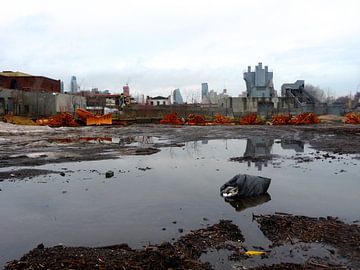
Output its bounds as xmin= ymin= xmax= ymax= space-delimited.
xmin=70 ymin=76 xmax=77 ymax=93
xmin=201 ymin=83 xmax=209 ymax=103
xmin=123 ymin=84 xmax=130 ymax=96
xmin=173 ymin=88 xmax=184 ymax=104
xmin=60 ymin=81 xmax=64 ymax=93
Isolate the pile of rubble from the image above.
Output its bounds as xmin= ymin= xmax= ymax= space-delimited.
xmin=345 ymin=112 xmax=360 ymax=124
xmin=271 ymin=113 xmax=320 ymax=125
xmin=36 ymin=113 xmax=79 ymax=127
xmin=239 ymin=114 xmax=264 ymax=125
xmin=159 ymin=112 xmax=183 ymax=125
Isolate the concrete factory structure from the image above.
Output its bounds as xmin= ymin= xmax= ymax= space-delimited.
xmin=218 ymin=62 xmax=343 ymax=117
xmin=243 ymin=63 xmax=276 ymax=98
xmin=0 ymin=71 xmax=85 ymax=116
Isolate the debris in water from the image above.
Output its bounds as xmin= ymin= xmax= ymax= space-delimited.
xmin=105 ymin=170 xmax=114 ymax=178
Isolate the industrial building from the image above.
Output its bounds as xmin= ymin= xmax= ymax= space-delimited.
xmin=243 ymin=63 xmax=276 ymax=98
xmin=217 ymin=62 xmax=342 ymax=117
xmin=0 ymin=71 xmax=61 ymax=93
xmin=0 ymin=71 xmax=85 ymax=116
xmin=146 ymin=96 xmax=171 ymax=106
xmin=0 ymin=88 xmax=86 ymax=116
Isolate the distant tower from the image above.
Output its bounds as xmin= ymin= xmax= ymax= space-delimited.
xmin=60 ymin=81 xmax=64 ymax=93
xmin=201 ymin=83 xmax=209 ymax=103
xmin=70 ymin=76 xmax=77 ymax=93
xmin=173 ymin=88 xmax=184 ymax=104
xmin=123 ymin=84 xmax=130 ymax=97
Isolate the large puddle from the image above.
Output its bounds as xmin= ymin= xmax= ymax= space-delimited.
xmin=0 ymin=138 xmax=359 ymax=268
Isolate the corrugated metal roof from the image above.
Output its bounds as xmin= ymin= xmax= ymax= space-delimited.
xmin=0 ymin=71 xmax=32 ymax=77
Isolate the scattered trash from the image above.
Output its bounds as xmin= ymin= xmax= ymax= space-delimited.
xmin=220 ymin=174 xmax=271 ymax=198
xmin=105 ymin=170 xmax=114 ymax=178
xmin=138 ymin=167 xmax=152 ymax=171
xmin=243 ymin=250 xmax=266 ymax=256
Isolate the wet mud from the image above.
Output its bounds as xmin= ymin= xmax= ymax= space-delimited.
xmin=5 ymin=220 xmax=243 ymax=270
xmin=0 ymin=169 xmax=59 ymax=181
xmin=1 ymin=123 xmax=360 ymax=269
xmin=254 ymin=213 xmax=360 ymax=269
xmin=5 ymin=214 xmax=359 ymax=269
xmin=1 ymin=124 xmax=360 ymax=168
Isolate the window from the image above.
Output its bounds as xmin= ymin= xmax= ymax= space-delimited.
xmin=163 ymin=101 xmax=166 ymax=105
xmin=157 ymin=101 xmax=160 ymax=105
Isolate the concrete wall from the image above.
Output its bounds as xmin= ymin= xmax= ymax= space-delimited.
xmin=0 ymin=88 xmax=85 ymax=116
xmin=219 ymin=97 xmax=276 ymax=117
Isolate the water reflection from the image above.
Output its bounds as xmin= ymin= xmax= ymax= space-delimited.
xmin=230 ymin=138 xmax=306 ymax=170
xmin=223 ymin=193 xmax=271 ymax=212
xmin=243 ymin=138 xmax=274 ymax=170
xmin=280 ymin=140 xmax=304 ymax=152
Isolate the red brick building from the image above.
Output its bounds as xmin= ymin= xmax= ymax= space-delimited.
xmin=0 ymin=71 xmax=61 ymax=93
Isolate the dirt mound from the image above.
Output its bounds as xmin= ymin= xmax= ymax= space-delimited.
xmin=2 ymin=115 xmax=37 ymax=125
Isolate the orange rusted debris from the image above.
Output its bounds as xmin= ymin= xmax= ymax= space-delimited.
xmin=213 ymin=114 xmax=233 ymax=124
xmin=271 ymin=114 xmax=292 ymax=125
xmin=160 ymin=112 xmax=183 ymax=125
xmin=345 ymin=112 xmax=360 ymax=124
xmin=239 ymin=114 xmax=264 ymax=125
xmin=36 ymin=113 xmax=79 ymax=127
xmin=289 ymin=112 xmax=320 ymax=125
xmin=272 ymin=113 xmax=320 ymax=125
xmin=76 ymin=108 xmax=112 ymax=126
xmin=186 ymin=114 xmax=206 ymax=125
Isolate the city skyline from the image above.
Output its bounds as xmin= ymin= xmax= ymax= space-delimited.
xmin=1 ymin=0 xmax=359 ymax=97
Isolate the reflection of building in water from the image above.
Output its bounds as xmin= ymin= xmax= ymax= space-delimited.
xmin=280 ymin=140 xmax=304 ymax=152
xmin=244 ymin=137 xmax=274 ymax=171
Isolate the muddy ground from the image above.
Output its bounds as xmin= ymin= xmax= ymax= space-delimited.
xmin=1 ymin=124 xmax=360 ymax=171
xmin=6 ymin=215 xmax=360 ymax=269
xmin=1 ymin=123 xmax=360 ymax=269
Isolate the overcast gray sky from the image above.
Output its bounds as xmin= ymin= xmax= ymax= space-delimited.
xmin=1 ymin=0 xmax=359 ymax=98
